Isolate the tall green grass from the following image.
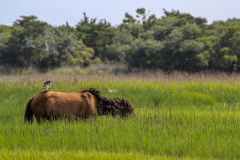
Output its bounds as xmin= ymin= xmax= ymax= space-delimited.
xmin=1 ymin=73 xmax=240 ymax=159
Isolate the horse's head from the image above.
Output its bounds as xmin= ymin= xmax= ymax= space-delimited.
xmin=86 ymin=88 xmax=136 ymax=118
xmin=119 ymin=99 xmax=136 ymax=118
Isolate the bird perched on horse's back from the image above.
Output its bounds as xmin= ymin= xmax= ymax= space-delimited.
xmin=43 ymin=81 xmax=52 ymax=91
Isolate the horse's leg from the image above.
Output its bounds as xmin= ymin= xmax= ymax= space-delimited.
xmin=35 ymin=115 xmax=48 ymax=123
xmin=35 ymin=116 xmax=42 ymax=124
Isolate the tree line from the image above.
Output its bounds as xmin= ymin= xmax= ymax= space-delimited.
xmin=0 ymin=8 xmax=240 ymax=72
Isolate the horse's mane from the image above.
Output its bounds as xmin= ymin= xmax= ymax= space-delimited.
xmin=83 ymin=88 xmax=134 ymax=116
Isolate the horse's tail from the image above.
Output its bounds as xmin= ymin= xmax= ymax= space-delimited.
xmin=24 ymin=97 xmax=34 ymax=123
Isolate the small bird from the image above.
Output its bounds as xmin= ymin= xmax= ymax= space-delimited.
xmin=43 ymin=81 xmax=52 ymax=91
xmin=106 ymin=87 xmax=118 ymax=93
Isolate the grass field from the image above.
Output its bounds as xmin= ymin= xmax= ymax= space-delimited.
xmin=1 ymin=71 xmax=240 ymax=159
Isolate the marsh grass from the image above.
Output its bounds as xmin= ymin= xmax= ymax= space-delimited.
xmin=1 ymin=72 xmax=240 ymax=159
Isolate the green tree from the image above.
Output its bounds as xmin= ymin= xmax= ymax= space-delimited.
xmin=6 ymin=15 xmax=49 ymax=68
xmin=122 ymin=12 xmax=136 ymax=24
xmin=162 ymin=8 xmax=207 ymax=27
xmin=0 ymin=25 xmax=11 ymax=65
xmin=117 ymin=9 xmax=208 ymax=71
xmin=22 ymin=24 xmax=97 ymax=70
xmin=220 ymin=23 xmax=240 ymax=71
xmin=219 ymin=47 xmax=237 ymax=71
xmin=158 ymin=22 xmax=203 ymax=71
xmin=126 ymin=39 xmax=164 ymax=69
xmin=66 ymin=40 xmax=96 ymax=66
xmin=196 ymin=36 xmax=220 ymax=69
xmin=122 ymin=8 xmax=156 ymax=30
xmin=76 ymin=13 xmax=113 ymax=60
xmin=105 ymin=27 xmax=134 ymax=63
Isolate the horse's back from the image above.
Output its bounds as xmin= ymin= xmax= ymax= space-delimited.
xmin=31 ymin=91 xmax=97 ymax=119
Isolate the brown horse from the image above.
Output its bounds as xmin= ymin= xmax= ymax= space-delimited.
xmin=24 ymin=88 xmax=135 ymax=123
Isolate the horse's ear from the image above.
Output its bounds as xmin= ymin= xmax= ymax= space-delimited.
xmin=121 ymin=99 xmax=125 ymax=104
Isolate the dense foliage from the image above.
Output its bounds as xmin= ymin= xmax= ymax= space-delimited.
xmin=0 ymin=8 xmax=240 ymax=72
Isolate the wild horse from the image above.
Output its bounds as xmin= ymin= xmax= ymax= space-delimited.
xmin=24 ymin=88 xmax=135 ymax=123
